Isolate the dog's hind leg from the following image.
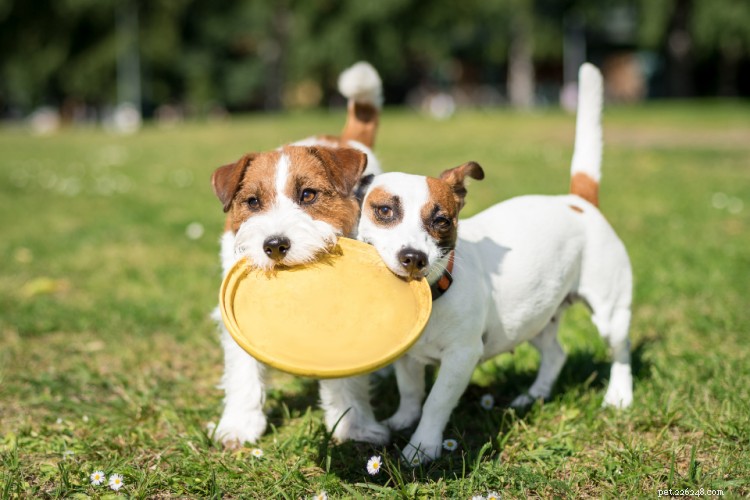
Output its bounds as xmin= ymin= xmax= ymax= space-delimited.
xmin=213 ymin=318 xmax=268 ymax=448
xmin=596 ymin=306 xmax=633 ymax=408
xmin=385 ymin=355 xmax=427 ymax=431
xmin=319 ymin=376 xmax=390 ymax=445
xmin=510 ymin=313 xmax=567 ymax=408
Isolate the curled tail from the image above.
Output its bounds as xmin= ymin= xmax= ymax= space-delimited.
xmin=338 ymin=61 xmax=383 ymax=148
xmin=570 ymin=63 xmax=603 ymax=207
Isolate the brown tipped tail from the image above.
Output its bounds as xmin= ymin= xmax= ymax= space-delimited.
xmin=341 ymin=101 xmax=379 ymax=148
xmin=570 ymin=63 xmax=603 ymax=208
xmin=570 ymin=172 xmax=599 ymax=207
xmin=337 ymin=62 xmax=382 ymax=148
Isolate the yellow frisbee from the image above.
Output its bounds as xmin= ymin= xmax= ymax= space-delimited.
xmin=219 ymin=237 xmax=432 ymax=378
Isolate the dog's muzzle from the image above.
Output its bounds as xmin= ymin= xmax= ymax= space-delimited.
xmin=398 ymin=247 xmax=428 ymax=280
xmin=263 ymin=235 xmax=291 ymax=262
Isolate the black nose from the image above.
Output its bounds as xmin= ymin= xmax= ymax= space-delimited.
xmin=398 ymin=248 xmax=428 ymax=277
xmin=263 ymin=236 xmax=291 ymax=261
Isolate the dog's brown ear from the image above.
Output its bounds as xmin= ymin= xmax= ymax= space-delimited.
xmin=439 ymin=161 xmax=484 ymax=211
xmin=211 ymin=153 xmax=256 ymax=212
xmin=308 ymin=146 xmax=368 ymax=196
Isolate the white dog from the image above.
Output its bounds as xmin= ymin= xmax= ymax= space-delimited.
xmin=209 ymin=62 xmax=391 ymax=448
xmin=357 ymin=64 xmax=633 ymax=463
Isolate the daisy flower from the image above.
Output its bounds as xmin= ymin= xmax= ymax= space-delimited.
xmin=108 ymin=473 xmax=124 ymax=491
xmin=442 ymin=438 xmax=458 ymax=451
xmin=486 ymin=491 xmax=501 ymax=500
xmin=250 ymin=448 xmax=264 ymax=458
xmin=471 ymin=496 xmax=486 ymax=500
xmin=312 ymin=491 xmax=328 ymax=500
xmin=366 ymin=455 xmax=382 ymax=475
xmin=480 ymin=393 xmax=495 ymax=410
xmin=90 ymin=470 xmax=106 ymax=486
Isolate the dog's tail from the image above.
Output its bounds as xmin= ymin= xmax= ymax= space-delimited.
xmin=570 ymin=63 xmax=603 ymax=207
xmin=338 ymin=61 xmax=383 ymax=148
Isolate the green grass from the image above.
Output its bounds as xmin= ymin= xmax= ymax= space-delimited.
xmin=1 ymin=101 xmax=749 ymax=498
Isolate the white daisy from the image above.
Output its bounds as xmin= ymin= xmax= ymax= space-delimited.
xmin=442 ymin=438 xmax=458 ymax=451
xmin=471 ymin=496 xmax=486 ymax=500
xmin=366 ymin=455 xmax=382 ymax=475
xmin=486 ymin=491 xmax=501 ymax=500
xmin=90 ymin=470 xmax=106 ymax=486
xmin=108 ymin=473 xmax=124 ymax=491
xmin=250 ymin=448 xmax=264 ymax=458
xmin=480 ymin=393 xmax=495 ymax=410
xmin=312 ymin=491 xmax=328 ymax=500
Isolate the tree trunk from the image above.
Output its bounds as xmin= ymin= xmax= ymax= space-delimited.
xmin=508 ymin=2 xmax=535 ymax=109
xmin=666 ymin=0 xmax=693 ymax=97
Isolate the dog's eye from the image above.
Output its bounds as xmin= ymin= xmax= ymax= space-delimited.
xmin=300 ymin=188 xmax=318 ymax=205
xmin=433 ymin=216 xmax=451 ymax=230
xmin=247 ymin=196 xmax=260 ymax=210
xmin=377 ymin=206 xmax=393 ymax=218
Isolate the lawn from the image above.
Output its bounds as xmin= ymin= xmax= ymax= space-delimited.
xmin=1 ymin=102 xmax=749 ymax=498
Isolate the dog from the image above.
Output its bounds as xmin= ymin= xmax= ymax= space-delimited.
xmin=209 ymin=62 xmax=391 ymax=448
xmin=357 ymin=64 xmax=633 ymax=463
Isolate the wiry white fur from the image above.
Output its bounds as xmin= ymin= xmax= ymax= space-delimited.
xmin=357 ymin=63 xmax=632 ymax=464
xmin=233 ymin=155 xmax=338 ymax=270
xmin=571 ymin=63 xmax=603 ymax=182
xmin=337 ymin=61 xmax=383 ymax=108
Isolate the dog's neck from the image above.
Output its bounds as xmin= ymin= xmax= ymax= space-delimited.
xmin=427 ymin=250 xmax=455 ymax=301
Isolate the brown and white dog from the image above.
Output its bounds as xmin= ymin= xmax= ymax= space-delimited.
xmin=357 ymin=64 xmax=633 ymax=464
xmin=209 ymin=62 xmax=391 ymax=448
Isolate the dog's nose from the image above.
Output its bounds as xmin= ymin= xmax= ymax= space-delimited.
xmin=398 ymin=248 xmax=428 ymax=277
xmin=263 ymin=236 xmax=291 ymax=261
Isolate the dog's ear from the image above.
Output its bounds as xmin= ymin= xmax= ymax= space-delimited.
xmin=439 ymin=161 xmax=484 ymax=211
xmin=211 ymin=153 xmax=256 ymax=213
xmin=308 ymin=146 xmax=368 ymax=197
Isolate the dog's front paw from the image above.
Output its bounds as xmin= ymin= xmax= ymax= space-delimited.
xmin=510 ymin=392 xmax=537 ymax=409
xmin=333 ymin=419 xmax=391 ymax=445
xmin=400 ymin=439 xmax=441 ymax=466
xmin=384 ymin=406 xmax=421 ymax=431
xmin=210 ymin=411 xmax=267 ymax=449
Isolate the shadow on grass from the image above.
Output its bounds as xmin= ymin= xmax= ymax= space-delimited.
xmin=312 ymin=337 xmax=654 ymax=484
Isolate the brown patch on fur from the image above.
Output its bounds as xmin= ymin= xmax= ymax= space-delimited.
xmin=569 ymin=204 xmax=584 ymax=213
xmin=570 ymin=172 xmax=599 ymax=207
xmin=211 ymin=153 xmax=257 ymax=213
xmin=282 ymin=146 xmax=366 ymax=236
xmin=312 ymin=135 xmax=342 ymax=147
xmin=366 ymin=186 xmax=404 ymax=227
xmin=340 ymin=102 xmax=379 ymax=148
xmin=223 ymin=151 xmax=281 ymax=233
xmin=423 ymin=178 xmax=460 ymax=250
xmin=438 ymin=161 xmax=485 ymax=211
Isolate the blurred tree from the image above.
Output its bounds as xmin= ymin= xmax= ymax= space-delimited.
xmin=691 ymin=0 xmax=750 ymax=96
xmin=1 ymin=0 xmax=747 ymax=116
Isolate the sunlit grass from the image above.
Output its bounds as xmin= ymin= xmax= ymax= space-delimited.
xmin=1 ymin=102 xmax=749 ymax=497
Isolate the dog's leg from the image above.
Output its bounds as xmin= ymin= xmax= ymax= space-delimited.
xmin=385 ymin=356 xmax=426 ymax=431
xmin=402 ymin=345 xmax=483 ymax=464
xmin=212 ymin=319 xmax=268 ymax=448
xmin=600 ymin=307 xmax=633 ymax=408
xmin=319 ymin=376 xmax=390 ymax=445
xmin=511 ymin=317 xmax=566 ymax=408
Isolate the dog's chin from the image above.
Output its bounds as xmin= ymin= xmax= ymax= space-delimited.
xmin=235 ymin=242 xmax=338 ymax=271
xmin=383 ymin=261 xmax=430 ymax=282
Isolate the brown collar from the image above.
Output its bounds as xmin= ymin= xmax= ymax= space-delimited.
xmin=430 ymin=251 xmax=455 ymax=301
